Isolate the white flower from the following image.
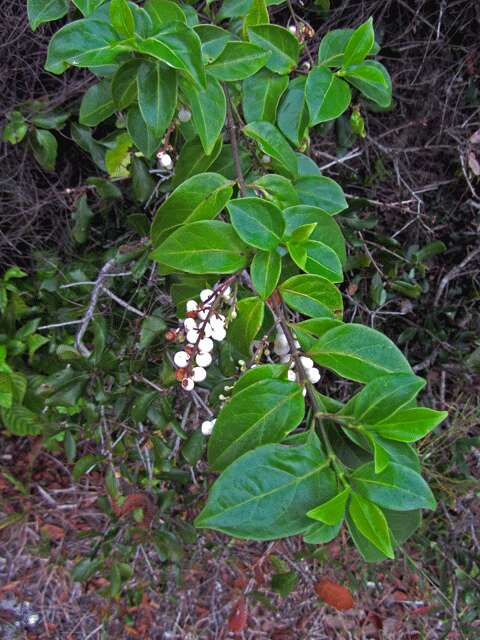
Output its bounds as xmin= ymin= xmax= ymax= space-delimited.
xmin=158 ymin=152 xmax=173 ymax=169
xmin=222 ymin=286 xmax=232 ymax=300
xmin=231 ymin=309 xmax=237 ymax=319
xmin=201 ymin=419 xmax=216 ymax=436
xmin=302 ymin=387 xmax=307 ymax=397
xmin=196 ymin=352 xmax=212 ymax=367
xmin=210 ymin=313 xmax=225 ymax=328
xmin=261 ymin=154 xmax=271 ymax=164
xmin=186 ymin=329 xmax=199 ymax=344
xmin=307 ymin=367 xmax=321 ymax=384
xmin=274 ymin=339 xmax=290 ymax=356
xmin=294 ymin=340 xmax=300 ymax=349
xmin=184 ymin=317 xmax=197 ymax=331
xmin=203 ymin=323 xmax=213 ymax=338
xmin=182 ymin=377 xmax=195 ymax=391
xmin=212 ymin=326 xmax=227 ymax=342
xmin=287 ymin=370 xmax=297 ymax=382
xmin=288 ymin=25 xmax=297 ymax=34
xmin=300 ymin=356 xmax=314 ymax=370
xmin=198 ymin=308 xmax=210 ymax=321
xmin=198 ymin=337 xmax=214 ymax=353
xmin=192 ymin=366 xmax=207 ymax=382
xmin=186 ymin=300 xmax=198 ymax=312
xmin=174 ymin=351 xmax=189 ymax=368
xmin=200 ymin=288 xmax=214 ymax=303
xmin=178 ymin=107 xmax=192 ymax=123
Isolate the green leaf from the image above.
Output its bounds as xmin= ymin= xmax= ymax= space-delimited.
xmin=372 ymin=408 xmax=448 ymax=443
xmin=288 ymin=239 xmax=343 ymax=283
xmin=110 ymin=0 xmax=135 ymax=37
xmin=279 ymin=274 xmax=343 ymax=318
xmin=242 ymin=69 xmax=288 ymax=124
xmin=111 ymin=58 xmax=141 ymax=108
xmin=105 ymin=132 xmax=132 ymax=177
xmin=139 ymin=308 xmax=166 ymax=349
xmin=277 ymin=76 xmax=309 ymax=147
xmin=181 ymin=75 xmax=226 ymax=155
xmin=232 ymin=364 xmax=288 ymax=396
xmin=0 ymin=374 xmax=12 ymax=409
xmin=30 ymin=129 xmax=57 ymax=171
xmin=194 ymin=25 xmax=230 ymax=63
xmin=340 ymin=374 xmax=426 ymax=425
xmin=0 ymin=405 xmax=43 ymax=436
xmin=137 ymin=60 xmax=177 ymax=136
xmin=348 ymin=493 xmax=393 ymax=558
xmin=318 ymin=29 xmax=353 ymax=67
xmin=227 ymin=197 xmax=284 ymax=250
xmin=254 ymin=174 xmax=299 ymax=209
xmin=243 ymin=0 xmax=268 ymax=35
xmin=151 ymin=172 xmax=233 ymax=244
xmin=251 ymin=250 xmax=282 ymax=299
xmin=151 ymin=220 xmax=247 ymax=274
xmin=79 ymin=80 xmax=115 ymax=127
xmin=309 ymin=324 xmax=412 ymax=383
xmin=248 ymin=24 xmax=300 ymax=75
xmin=72 ymin=0 xmax=105 ymax=16
xmin=283 ymin=205 xmax=346 ymax=264
xmin=207 ymin=379 xmax=305 ymax=471
xmin=343 ymin=17 xmax=374 ymax=67
xmin=171 ymin=136 xmax=223 ymax=188
xmin=28 ymin=0 xmax=69 ymax=31
xmin=227 ymin=297 xmax=265 ymax=357
xmin=144 ymin=0 xmax=186 ymax=30
xmin=182 ymin=430 xmax=205 ymax=465
xmin=136 ymin=21 xmax=205 ymax=89
xmin=2 ymin=113 xmax=28 ymax=145
xmin=126 ymin=106 xmax=162 ymax=158
xmin=197 ymin=440 xmax=336 ymax=538
xmin=294 ymin=176 xmax=347 ymax=215
xmin=352 ymin=462 xmax=436 ymax=511
xmin=243 ymin=121 xmax=297 ymax=176
xmin=306 ymin=67 xmax=351 ymax=125
xmin=131 ymin=156 xmax=155 ymax=203
xmin=45 ymin=19 xmax=124 ymax=74
xmin=370 ymin=435 xmax=390 ymax=473
xmin=303 ymin=520 xmax=342 ymax=544
xmin=307 ymin=487 xmax=350 ymax=525
xmin=344 ymin=61 xmax=392 ymax=108
xmin=207 ymin=42 xmax=270 ymax=81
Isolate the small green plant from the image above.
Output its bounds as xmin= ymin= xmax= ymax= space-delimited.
xmin=19 ymin=0 xmax=448 ymax=564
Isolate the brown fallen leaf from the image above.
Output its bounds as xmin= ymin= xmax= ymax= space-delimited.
xmin=315 ymin=578 xmax=354 ymax=611
xmin=228 ymin=597 xmax=247 ymax=633
xmin=41 ymin=524 xmax=65 ymax=541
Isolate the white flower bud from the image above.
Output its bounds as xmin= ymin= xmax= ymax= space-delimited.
xmin=186 ymin=329 xmax=199 ymax=344
xmin=294 ymin=340 xmax=300 ymax=349
xmin=300 ymin=356 xmax=314 ymax=370
xmin=231 ymin=309 xmax=237 ymax=319
xmin=186 ymin=300 xmax=198 ymax=312
xmin=159 ymin=152 xmax=173 ymax=169
xmin=212 ymin=326 xmax=227 ymax=342
xmin=261 ymin=154 xmax=271 ymax=164
xmin=182 ymin=377 xmax=195 ymax=391
xmin=196 ymin=352 xmax=212 ymax=367
xmin=279 ymin=354 xmax=291 ymax=363
xmin=307 ymin=367 xmax=321 ymax=384
xmin=198 ymin=308 xmax=210 ymax=321
xmin=201 ymin=420 xmax=214 ymax=436
xmin=274 ymin=340 xmax=290 ymax=356
xmin=200 ymin=289 xmax=214 ymax=303
xmin=174 ymin=351 xmax=189 ymax=368
xmin=184 ymin=317 xmax=197 ymax=331
xmin=222 ymin=286 xmax=232 ymax=300
xmin=178 ymin=107 xmax=192 ymax=123
xmin=302 ymin=387 xmax=307 ymax=397
xmin=287 ymin=370 xmax=297 ymax=382
xmin=198 ymin=337 xmax=214 ymax=353
xmin=288 ymin=25 xmax=297 ymax=34
xmin=192 ymin=366 xmax=207 ymax=382
xmin=209 ymin=314 xmax=225 ymax=330
xmin=203 ymin=323 xmax=213 ymax=338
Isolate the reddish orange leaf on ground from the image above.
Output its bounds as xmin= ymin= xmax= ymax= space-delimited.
xmin=315 ymin=578 xmax=354 ymax=610
xmin=228 ymin=597 xmax=247 ymax=633
xmin=41 ymin=524 xmax=65 ymax=540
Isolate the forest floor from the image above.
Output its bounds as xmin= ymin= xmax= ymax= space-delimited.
xmin=1 ymin=1 xmax=479 ymax=638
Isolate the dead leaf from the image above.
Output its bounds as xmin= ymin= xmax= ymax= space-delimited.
xmin=315 ymin=578 xmax=354 ymax=611
xmin=228 ymin=597 xmax=247 ymax=633
xmin=467 ymin=151 xmax=480 ymax=176
xmin=469 ymin=129 xmax=480 ymax=144
xmin=41 ymin=524 xmax=65 ymax=540
xmin=347 ymin=283 xmax=358 ymax=296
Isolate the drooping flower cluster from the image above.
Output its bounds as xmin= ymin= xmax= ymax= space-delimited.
xmin=170 ymin=285 xmax=232 ymax=391
xmin=273 ymin=326 xmax=321 ymax=385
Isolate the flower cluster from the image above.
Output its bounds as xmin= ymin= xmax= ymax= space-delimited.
xmin=170 ymin=286 xmax=232 ymax=391
xmin=273 ymin=326 xmax=321 ymax=385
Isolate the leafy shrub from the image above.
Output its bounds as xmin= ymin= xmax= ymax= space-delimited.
xmin=1 ymin=0 xmax=449 ymax=574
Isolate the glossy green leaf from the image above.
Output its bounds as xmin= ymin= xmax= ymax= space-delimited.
xmin=303 ymin=520 xmax=342 ymax=544
xmin=181 ymin=75 xmax=225 ymax=155
xmin=352 ymin=462 xmax=436 ymax=511
xmin=131 ymin=156 xmax=155 ymax=203
xmin=0 ymin=374 xmax=12 ymax=409
xmin=243 ymin=121 xmax=297 ymax=176
xmin=126 ymin=105 xmax=163 ymax=158
xmin=72 ymin=0 xmax=105 ymax=16
xmin=251 ymin=250 xmax=282 ymax=299
xmin=288 ymin=239 xmax=343 ymax=283
xmin=277 ymin=76 xmax=309 ymax=146
xmin=28 ymin=0 xmax=69 ymax=31
xmin=71 ymin=194 xmax=94 ymax=243
xmin=243 ymin=0 xmax=269 ymax=35
xmin=309 ymin=324 xmax=412 ymax=383
xmin=112 ymin=59 xmax=141 ymax=109
xmin=227 ymin=197 xmax=284 ymax=250
xmin=254 ymin=174 xmax=299 ymax=209
xmin=151 ymin=220 xmax=247 ymax=274
xmin=137 ymin=60 xmax=177 ymax=136
xmin=182 ymin=430 xmax=205 ymax=465
xmin=232 ymin=364 xmax=288 ymax=396
xmin=318 ymin=29 xmax=353 ymax=67
xmin=294 ymin=176 xmax=347 ymax=215
xmin=370 ymin=435 xmax=390 ymax=473
xmin=105 ymin=132 xmax=131 ymax=177
xmin=79 ymin=80 xmax=115 ymax=127
xmin=207 ymin=42 xmax=270 ymax=81
xmin=197 ymin=441 xmax=336 ymax=538
xmin=344 ymin=61 xmax=392 ymax=108
xmin=283 ymin=205 xmax=346 ymax=264
xmin=372 ymin=407 xmax=448 ymax=443
xmin=227 ymin=296 xmax=265 ymax=357
xmin=306 ymin=67 xmax=351 ymax=125
xmin=194 ymin=25 xmax=230 ymax=63
xmin=144 ymin=0 xmax=186 ymax=30
xmin=30 ymin=129 xmax=57 ymax=171
xmin=171 ymin=136 xmax=223 ymax=188
xmin=207 ymin=379 xmax=305 ymax=471
xmin=248 ymin=24 xmax=300 ymax=75
xmin=343 ymin=17 xmax=374 ymax=67
xmin=151 ymin=172 xmax=233 ymax=244
xmin=307 ymin=487 xmax=350 ymax=525
xmin=110 ymin=0 xmax=135 ymax=37
xmin=280 ymin=274 xmax=343 ymax=318
xmin=242 ymin=69 xmax=288 ymax=124
xmin=349 ymin=493 xmax=393 ymax=558
xmin=0 ymin=405 xmax=43 ymax=436
xmin=139 ymin=309 xmax=166 ymax=350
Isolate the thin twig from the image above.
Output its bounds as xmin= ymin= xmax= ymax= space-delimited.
xmin=434 ymin=246 xmax=480 ymax=305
